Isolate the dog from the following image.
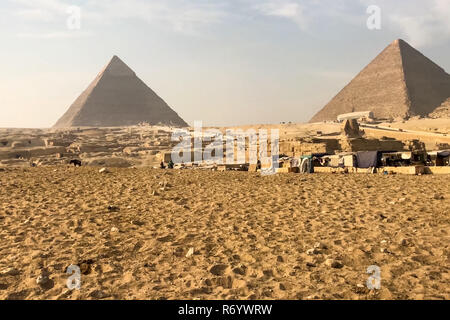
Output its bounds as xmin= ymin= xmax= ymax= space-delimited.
xmin=69 ymin=159 xmax=82 ymax=167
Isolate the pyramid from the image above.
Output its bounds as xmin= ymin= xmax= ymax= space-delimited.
xmin=310 ymin=39 xmax=450 ymax=122
xmin=54 ymin=56 xmax=188 ymax=128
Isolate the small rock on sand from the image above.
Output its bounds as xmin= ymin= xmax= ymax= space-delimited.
xmin=1 ymin=268 xmax=20 ymax=276
xmin=79 ymin=263 xmax=91 ymax=275
xmin=355 ymin=284 xmax=369 ymax=294
xmin=306 ymin=248 xmax=320 ymax=255
xmin=279 ymin=283 xmax=292 ymax=291
xmin=186 ymin=247 xmax=194 ymax=258
xmin=314 ymin=242 xmax=327 ymax=249
xmin=433 ymin=193 xmax=444 ymax=200
xmin=131 ymin=220 xmax=145 ymax=226
xmin=89 ymin=290 xmax=110 ymax=299
xmin=99 ymin=168 xmax=109 ymax=173
xmin=36 ymin=274 xmax=49 ymax=286
xmin=210 ymin=264 xmax=228 ymax=276
xmin=232 ymin=266 xmax=246 ymax=275
xmin=325 ymin=259 xmax=343 ymax=269
xmin=380 ymin=248 xmax=392 ymax=254
xmin=107 ymin=205 xmax=120 ymax=212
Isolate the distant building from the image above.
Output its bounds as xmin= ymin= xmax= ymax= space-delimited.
xmin=337 ymin=111 xmax=374 ymax=122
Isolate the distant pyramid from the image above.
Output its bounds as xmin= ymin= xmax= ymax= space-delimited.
xmin=310 ymin=39 xmax=450 ymax=122
xmin=54 ymin=56 xmax=188 ymax=128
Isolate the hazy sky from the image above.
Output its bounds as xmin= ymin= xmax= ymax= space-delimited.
xmin=1 ymin=0 xmax=449 ymax=127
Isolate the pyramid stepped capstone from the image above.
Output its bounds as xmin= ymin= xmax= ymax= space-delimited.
xmin=54 ymin=56 xmax=188 ymax=128
xmin=310 ymin=39 xmax=450 ymax=122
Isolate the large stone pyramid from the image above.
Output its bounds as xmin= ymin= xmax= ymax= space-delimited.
xmin=310 ymin=39 xmax=450 ymax=122
xmin=54 ymin=56 xmax=188 ymax=128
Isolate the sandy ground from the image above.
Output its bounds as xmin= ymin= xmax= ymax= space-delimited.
xmin=0 ymin=167 xmax=448 ymax=300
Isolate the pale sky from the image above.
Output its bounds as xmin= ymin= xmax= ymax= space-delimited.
xmin=1 ymin=0 xmax=449 ymax=127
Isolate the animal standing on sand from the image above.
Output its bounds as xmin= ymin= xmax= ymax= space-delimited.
xmin=69 ymin=159 xmax=82 ymax=167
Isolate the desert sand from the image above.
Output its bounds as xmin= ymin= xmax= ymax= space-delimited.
xmin=0 ymin=166 xmax=448 ymax=300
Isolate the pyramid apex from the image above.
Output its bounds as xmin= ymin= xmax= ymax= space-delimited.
xmin=391 ymin=39 xmax=414 ymax=48
xmin=103 ymin=55 xmax=135 ymax=77
xmin=108 ymin=55 xmax=125 ymax=65
xmin=391 ymin=39 xmax=405 ymax=46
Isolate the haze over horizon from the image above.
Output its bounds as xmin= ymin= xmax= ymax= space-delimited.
xmin=1 ymin=0 xmax=450 ymax=128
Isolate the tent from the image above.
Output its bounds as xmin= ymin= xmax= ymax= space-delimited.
xmin=300 ymin=155 xmax=314 ymax=173
xmin=356 ymin=151 xmax=380 ymax=168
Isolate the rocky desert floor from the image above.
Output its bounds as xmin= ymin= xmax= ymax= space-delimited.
xmin=0 ymin=167 xmax=448 ymax=300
